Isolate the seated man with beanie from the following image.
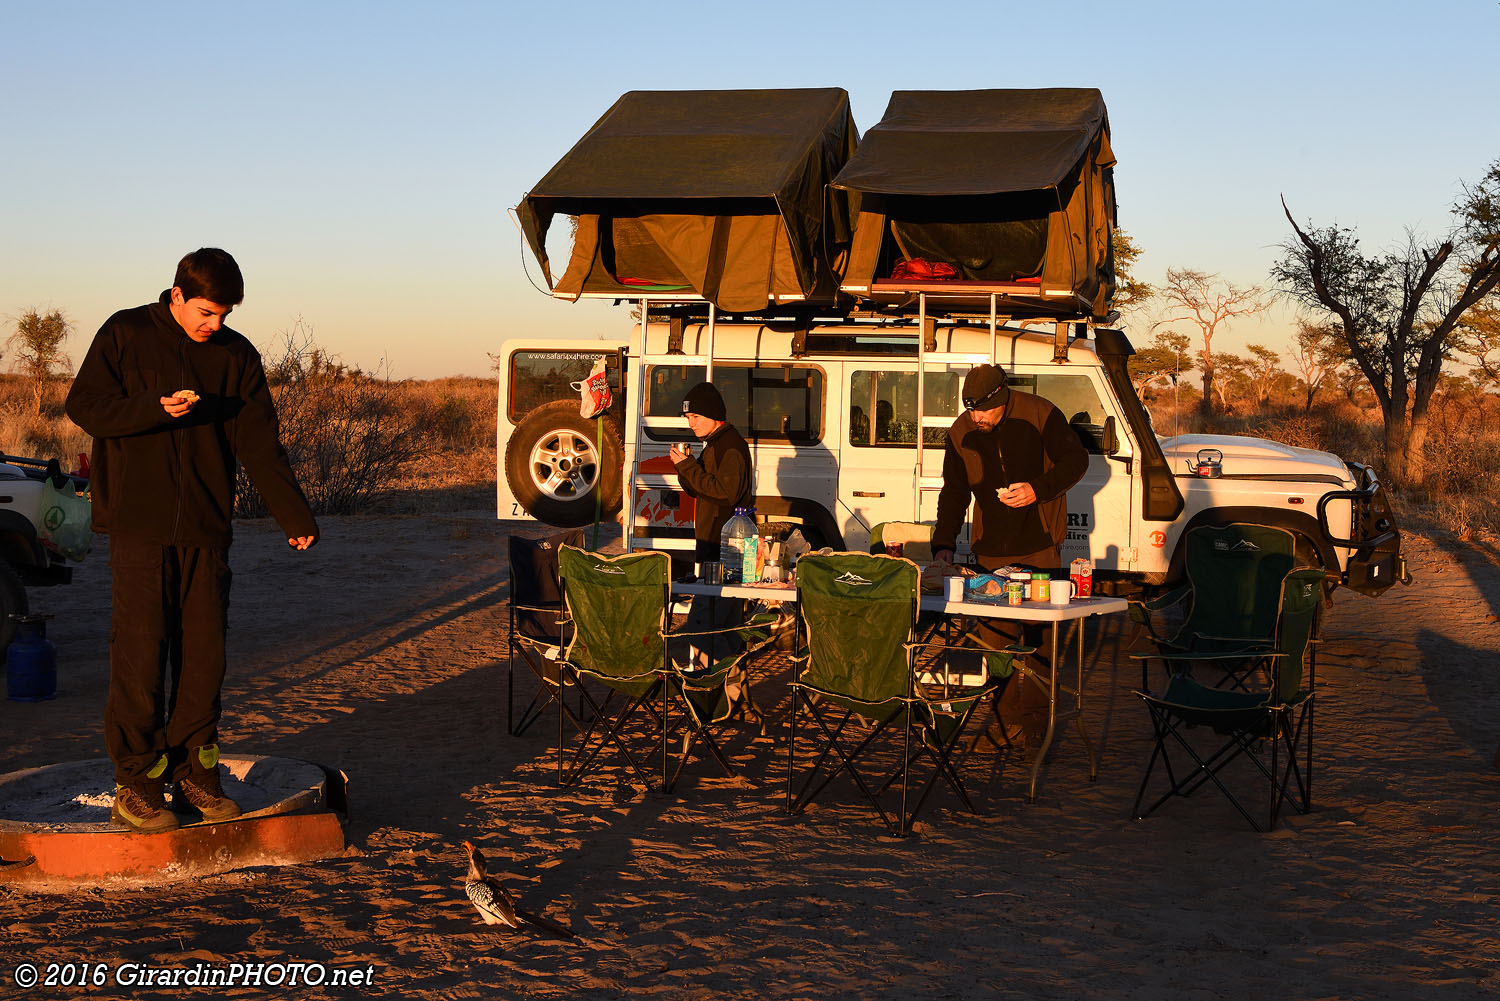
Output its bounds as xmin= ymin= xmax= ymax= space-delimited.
xmin=670 ymin=382 xmax=753 ymax=668
xmin=932 ymin=363 xmax=1088 ymax=744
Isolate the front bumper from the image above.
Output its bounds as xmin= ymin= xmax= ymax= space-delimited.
xmin=1318 ymin=462 xmax=1406 ymax=597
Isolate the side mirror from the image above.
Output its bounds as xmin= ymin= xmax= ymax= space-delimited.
xmin=1102 ymin=416 xmax=1120 ymax=455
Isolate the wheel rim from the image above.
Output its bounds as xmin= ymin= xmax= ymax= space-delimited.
xmin=527 ymin=429 xmax=599 ymax=502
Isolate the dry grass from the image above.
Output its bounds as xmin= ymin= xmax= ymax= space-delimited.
xmin=6 ymin=372 xmax=496 ymax=515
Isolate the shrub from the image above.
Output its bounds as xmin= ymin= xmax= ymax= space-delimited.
xmin=236 ymin=324 xmax=425 ymax=517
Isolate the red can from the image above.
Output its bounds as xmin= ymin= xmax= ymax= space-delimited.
xmin=885 ymin=542 xmax=904 ymax=558
xmin=1070 ymin=558 xmax=1093 ymax=598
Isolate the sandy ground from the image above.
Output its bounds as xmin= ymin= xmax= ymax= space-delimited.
xmin=1 ymin=511 xmax=1498 ymax=1000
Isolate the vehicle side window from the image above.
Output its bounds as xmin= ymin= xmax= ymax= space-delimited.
xmin=645 ymin=363 xmax=824 ymax=444
xmin=1007 ymin=373 xmax=1112 ymax=454
xmin=508 ymin=351 xmax=619 ymax=422
xmin=848 ymin=371 xmax=959 ymax=447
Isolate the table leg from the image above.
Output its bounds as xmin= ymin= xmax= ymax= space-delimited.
xmin=1076 ymin=618 xmax=1097 ymax=782
xmin=1026 ymin=622 xmax=1062 ymax=804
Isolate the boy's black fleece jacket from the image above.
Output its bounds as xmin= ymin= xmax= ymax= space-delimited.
xmin=65 ymin=292 xmax=318 ymax=548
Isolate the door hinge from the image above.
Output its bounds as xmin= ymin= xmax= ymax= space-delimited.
xmin=1123 ymin=547 xmax=1140 ymax=564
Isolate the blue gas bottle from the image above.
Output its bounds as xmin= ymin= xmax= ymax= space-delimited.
xmin=6 ymin=614 xmax=57 ymax=702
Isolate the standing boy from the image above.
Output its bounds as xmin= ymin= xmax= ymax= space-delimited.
xmin=67 ymin=248 xmax=318 ymax=833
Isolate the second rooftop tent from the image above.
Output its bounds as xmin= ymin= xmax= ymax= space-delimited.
xmin=832 ymin=88 xmax=1118 ymax=320
xmin=516 ymin=88 xmax=859 ymax=314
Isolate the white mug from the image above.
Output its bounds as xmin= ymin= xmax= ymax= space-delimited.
xmin=1048 ymin=579 xmax=1074 ymax=604
xmin=946 ymin=575 xmax=965 ymax=602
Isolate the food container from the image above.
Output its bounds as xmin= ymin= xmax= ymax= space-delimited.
xmin=701 ymin=561 xmax=723 ymax=585
xmin=1070 ymin=558 xmax=1093 ymax=598
xmin=1030 ymin=572 xmax=1051 ymax=602
xmin=1005 ymin=581 xmax=1024 ymax=606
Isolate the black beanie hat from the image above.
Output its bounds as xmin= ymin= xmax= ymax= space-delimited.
xmin=962 ymin=364 xmax=1011 ymax=411
xmin=681 ymin=382 xmax=727 ymax=421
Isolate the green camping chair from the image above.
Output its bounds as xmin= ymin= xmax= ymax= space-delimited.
xmin=555 ymin=546 xmax=673 ymax=789
xmin=1130 ymin=523 xmax=1299 ymax=691
xmin=787 ymin=553 xmax=1004 ymax=836
xmin=1132 ymin=566 xmax=1324 ymax=831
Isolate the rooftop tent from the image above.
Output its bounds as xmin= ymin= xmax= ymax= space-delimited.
xmin=832 ymin=88 xmax=1117 ymax=318
xmin=517 ymin=89 xmax=859 ymax=314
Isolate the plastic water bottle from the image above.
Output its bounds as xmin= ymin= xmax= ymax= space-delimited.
xmin=720 ymin=507 xmax=757 ymax=585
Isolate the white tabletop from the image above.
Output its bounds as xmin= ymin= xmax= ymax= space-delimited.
xmin=918 ymin=594 xmax=1128 ymax=621
xmin=672 ymin=580 xmax=1126 ymax=620
xmin=673 ymin=581 xmax=798 ymax=601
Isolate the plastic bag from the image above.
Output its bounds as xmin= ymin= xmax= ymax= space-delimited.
xmin=572 ymin=357 xmax=612 ymax=418
xmin=39 ymin=478 xmax=91 ymax=561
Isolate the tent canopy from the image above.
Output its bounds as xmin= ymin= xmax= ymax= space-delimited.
xmin=833 ymin=88 xmax=1117 ymax=317
xmin=518 ymin=89 xmax=858 ymax=313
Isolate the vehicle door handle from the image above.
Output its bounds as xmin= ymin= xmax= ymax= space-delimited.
xmin=853 ymin=491 xmax=885 ymax=498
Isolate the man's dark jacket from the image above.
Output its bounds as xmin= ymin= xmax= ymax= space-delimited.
xmin=933 ymin=390 xmax=1088 ymax=559
xmin=65 ymin=293 xmax=317 ymax=548
xmin=673 ymin=422 xmax=753 ymax=561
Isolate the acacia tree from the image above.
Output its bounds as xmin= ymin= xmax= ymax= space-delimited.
xmin=9 ymin=308 xmax=71 ymax=414
xmin=1290 ymin=320 xmax=1345 ymax=412
xmin=1158 ymin=268 xmax=1270 ymax=417
xmin=1273 ymin=160 xmax=1500 ymax=485
xmin=1112 ymin=228 xmax=1155 ymax=314
xmin=1128 ymin=329 xmax=1194 ymax=398
xmin=1455 ymin=299 xmax=1500 ymax=394
xmin=1245 ymin=343 xmax=1285 ymax=408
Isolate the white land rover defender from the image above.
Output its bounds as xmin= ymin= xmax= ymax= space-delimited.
xmin=498 ymin=87 xmax=1405 ymax=598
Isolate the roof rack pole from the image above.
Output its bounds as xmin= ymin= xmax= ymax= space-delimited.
xmin=914 ymin=292 xmax=927 ymax=522
xmin=626 ymin=296 xmax=649 ymax=554
xmin=989 ymin=294 xmax=998 ymax=363
xmin=706 ymin=307 xmax=716 ymax=384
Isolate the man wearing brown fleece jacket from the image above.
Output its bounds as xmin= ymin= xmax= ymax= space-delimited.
xmin=66 ymin=248 xmax=318 ymax=833
xmin=931 ymin=363 xmax=1088 ymax=745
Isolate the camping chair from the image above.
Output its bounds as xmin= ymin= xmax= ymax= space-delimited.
xmin=786 ymin=552 xmax=1001 ymax=836
xmin=556 ymin=546 xmax=765 ymax=792
xmin=1132 ymin=566 xmax=1324 ymax=831
xmin=555 ymin=546 xmax=673 ymax=789
xmin=508 ymin=529 xmax=584 ymax=736
xmin=1129 ymin=523 xmax=1298 ymax=691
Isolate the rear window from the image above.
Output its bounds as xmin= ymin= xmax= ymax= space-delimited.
xmin=507 ymin=350 xmax=619 ymax=422
xmin=644 ymin=363 xmax=824 ymax=443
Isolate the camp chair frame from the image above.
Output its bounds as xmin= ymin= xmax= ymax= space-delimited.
xmin=1129 ymin=523 xmax=1299 ymax=692
xmin=663 ymin=607 xmax=777 ymax=792
xmin=508 ymin=530 xmax=585 ymax=737
xmin=1132 ymin=566 xmax=1324 ymax=832
xmin=786 ymin=553 xmax=999 ymax=837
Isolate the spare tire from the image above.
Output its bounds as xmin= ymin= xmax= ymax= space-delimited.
xmin=504 ymin=400 xmax=624 ymax=527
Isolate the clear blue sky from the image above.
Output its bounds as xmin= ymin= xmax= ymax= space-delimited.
xmin=2 ymin=0 xmax=1494 ymax=379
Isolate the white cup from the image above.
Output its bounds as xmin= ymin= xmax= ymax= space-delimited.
xmin=946 ymin=576 xmax=965 ymax=602
xmin=1048 ymin=579 xmax=1074 ymax=604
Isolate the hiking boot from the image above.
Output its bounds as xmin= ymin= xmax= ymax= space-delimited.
xmin=111 ymin=783 xmax=180 ymax=834
xmin=171 ymin=750 xmax=241 ymax=822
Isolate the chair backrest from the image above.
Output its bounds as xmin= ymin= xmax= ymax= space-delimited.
xmin=1270 ymin=567 xmax=1324 ymax=702
xmin=1181 ymin=523 xmax=1297 ymax=645
xmin=796 ymin=553 xmax=917 ymax=704
xmin=868 ymin=522 xmax=934 ymax=563
xmin=558 ymin=546 xmax=670 ymax=681
xmin=510 ymin=529 xmax=585 ymax=639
